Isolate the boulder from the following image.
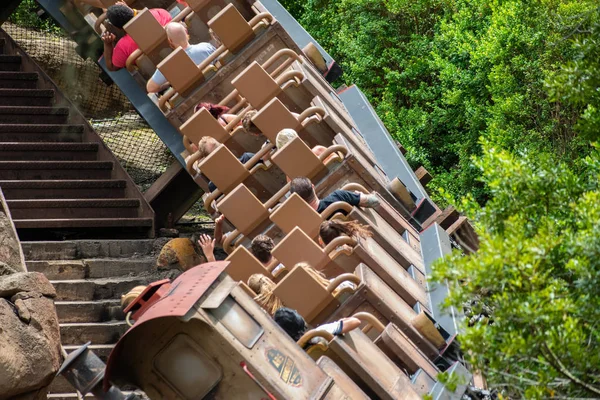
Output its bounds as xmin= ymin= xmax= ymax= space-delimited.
xmin=0 ymin=294 xmax=61 ymax=399
xmin=0 ymin=210 xmax=25 ymax=272
xmin=0 ymin=272 xmax=56 ymax=299
xmin=156 ymin=238 xmax=205 ymax=271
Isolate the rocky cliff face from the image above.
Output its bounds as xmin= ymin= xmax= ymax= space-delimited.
xmin=0 ymin=191 xmax=61 ymax=400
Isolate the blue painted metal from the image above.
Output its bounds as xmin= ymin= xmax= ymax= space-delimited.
xmin=338 ymin=85 xmax=429 ymax=202
xmin=420 ymin=223 xmax=463 ymax=337
xmin=35 ymin=0 xmax=186 ymax=166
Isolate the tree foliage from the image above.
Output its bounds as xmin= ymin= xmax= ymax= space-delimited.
xmin=280 ymin=1 xmax=600 ymax=397
xmin=433 ymin=142 xmax=600 ymax=398
xmin=281 ymin=0 xmax=599 ymax=204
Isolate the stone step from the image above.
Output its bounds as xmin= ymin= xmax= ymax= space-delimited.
xmin=47 ymin=394 xmax=94 ymax=399
xmin=62 ymin=344 xmax=114 ymax=362
xmin=60 ymin=321 xmax=128 ymax=345
xmin=0 ymin=54 xmax=22 ymax=71
xmin=7 ymin=198 xmax=141 ymax=219
xmin=26 ymin=257 xmax=156 ymax=279
xmin=55 ymin=300 xmax=124 ymax=323
xmin=0 ymin=123 xmax=83 ymax=142
xmin=22 ymin=239 xmax=156 ymax=260
xmin=0 ymin=142 xmax=98 ymax=160
xmin=0 ymin=71 xmax=38 ymax=88
xmin=0 ymin=160 xmax=113 ymax=180
xmin=51 ymin=276 xmax=154 ymax=301
xmin=0 ymin=106 xmax=69 ymax=124
xmin=49 ymin=376 xmax=135 ymax=395
xmin=0 ymin=179 xmax=127 ymax=199
xmin=0 ymin=88 xmax=53 ymax=106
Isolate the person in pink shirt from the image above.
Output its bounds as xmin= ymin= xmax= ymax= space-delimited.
xmin=100 ymin=2 xmax=172 ymax=71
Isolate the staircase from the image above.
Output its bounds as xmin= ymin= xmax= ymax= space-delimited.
xmin=22 ymin=239 xmax=166 ymax=398
xmin=0 ymin=29 xmax=155 ymax=240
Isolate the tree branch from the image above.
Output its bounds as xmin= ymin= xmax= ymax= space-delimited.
xmin=541 ymin=343 xmax=600 ymax=396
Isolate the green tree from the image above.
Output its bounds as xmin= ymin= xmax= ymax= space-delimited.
xmin=433 ymin=142 xmax=600 ymax=398
xmin=281 ymin=0 xmax=599 ymax=204
xmin=548 ymin=19 xmax=600 ymax=142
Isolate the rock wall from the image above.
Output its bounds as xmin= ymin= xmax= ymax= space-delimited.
xmin=0 ymin=190 xmax=61 ymax=400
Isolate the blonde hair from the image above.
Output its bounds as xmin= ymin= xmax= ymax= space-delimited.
xmin=275 ymin=128 xmax=298 ymax=150
xmin=242 ymin=110 xmax=260 ymax=135
xmin=248 ymin=273 xmax=282 ymax=316
xmin=197 ymin=136 xmax=219 ymax=158
xmin=295 ymin=262 xmax=344 ymax=296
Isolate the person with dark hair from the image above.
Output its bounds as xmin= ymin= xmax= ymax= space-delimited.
xmin=289 ymin=177 xmax=380 ymax=214
xmin=319 ymin=219 xmax=372 ymax=246
xmin=100 ymin=1 xmax=172 ymax=71
xmin=250 ymin=235 xmax=285 ymax=274
xmin=194 ymin=102 xmax=238 ymax=127
xmin=273 ymin=307 xmax=361 ymax=344
xmin=147 ymin=22 xmax=216 ymax=93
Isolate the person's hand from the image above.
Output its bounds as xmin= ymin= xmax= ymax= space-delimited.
xmin=115 ymin=1 xmax=128 ymax=6
xmin=215 ymin=214 xmax=225 ymax=226
xmin=198 ymin=234 xmax=216 ymax=261
xmin=101 ymin=31 xmax=116 ymax=45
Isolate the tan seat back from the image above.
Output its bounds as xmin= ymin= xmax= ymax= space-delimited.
xmin=330 ymin=330 xmax=421 ymax=400
xmin=157 ymin=47 xmax=204 ymax=96
xmin=251 ymin=98 xmax=300 ymax=142
xmin=225 ymin=245 xmax=270 ymax=283
xmin=273 ymin=265 xmax=333 ymax=323
xmin=198 ymin=144 xmax=249 ymax=193
xmin=208 ymin=4 xmax=254 ymax=53
xmin=217 ymin=184 xmax=268 ymax=235
xmin=179 ymin=108 xmax=229 ymax=145
xmin=271 ymin=137 xmax=324 ymax=179
xmin=231 ymin=61 xmax=281 ymax=109
xmin=269 ymin=193 xmax=322 ymax=239
xmin=316 ymin=357 xmax=369 ymax=400
xmin=271 ymin=227 xmax=328 ymax=271
xmin=123 ymin=8 xmax=165 ymax=54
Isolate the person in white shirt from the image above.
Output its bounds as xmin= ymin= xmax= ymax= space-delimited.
xmin=274 ymin=307 xmax=361 ymax=345
xmin=146 ymin=22 xmax=216 ymax=93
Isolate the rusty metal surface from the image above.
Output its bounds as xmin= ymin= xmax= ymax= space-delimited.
xmin=104 ymin=261 xmax=229 ymax=389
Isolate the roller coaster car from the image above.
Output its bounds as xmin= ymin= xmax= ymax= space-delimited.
xmin=103 ymin=261 xmax=365 ymax=399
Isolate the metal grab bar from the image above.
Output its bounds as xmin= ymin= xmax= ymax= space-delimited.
xmin=297 ymin=329 xmax=334 ymax=348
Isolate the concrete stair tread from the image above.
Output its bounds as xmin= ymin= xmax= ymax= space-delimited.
xmin=14 ymin=218 xmax=153 ymax=229
xmin=0 ymin=88 xmax=52 ymax=97
xmin=0 ymin=123 xmax=84 ymax=132
xmin=27 ymin=257 xmax=156 ymax=279
xmin=55 ymin=300 xmax=124 ymax=323
xmin=22 ymin=239 xmax=156 ymax=260
xmin=51 ymin=275 xmax=154 ymax=301
xmin=60 ymin=320 xmax=128 ymax=345
xmin=0 ymin=142 xmax=97 ymax=151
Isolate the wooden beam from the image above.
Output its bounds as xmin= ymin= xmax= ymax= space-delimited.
xmin=415 ymin=166 xmax=433 ymax=186
xmin=145 ymin=161 xmax=203 ymax=229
